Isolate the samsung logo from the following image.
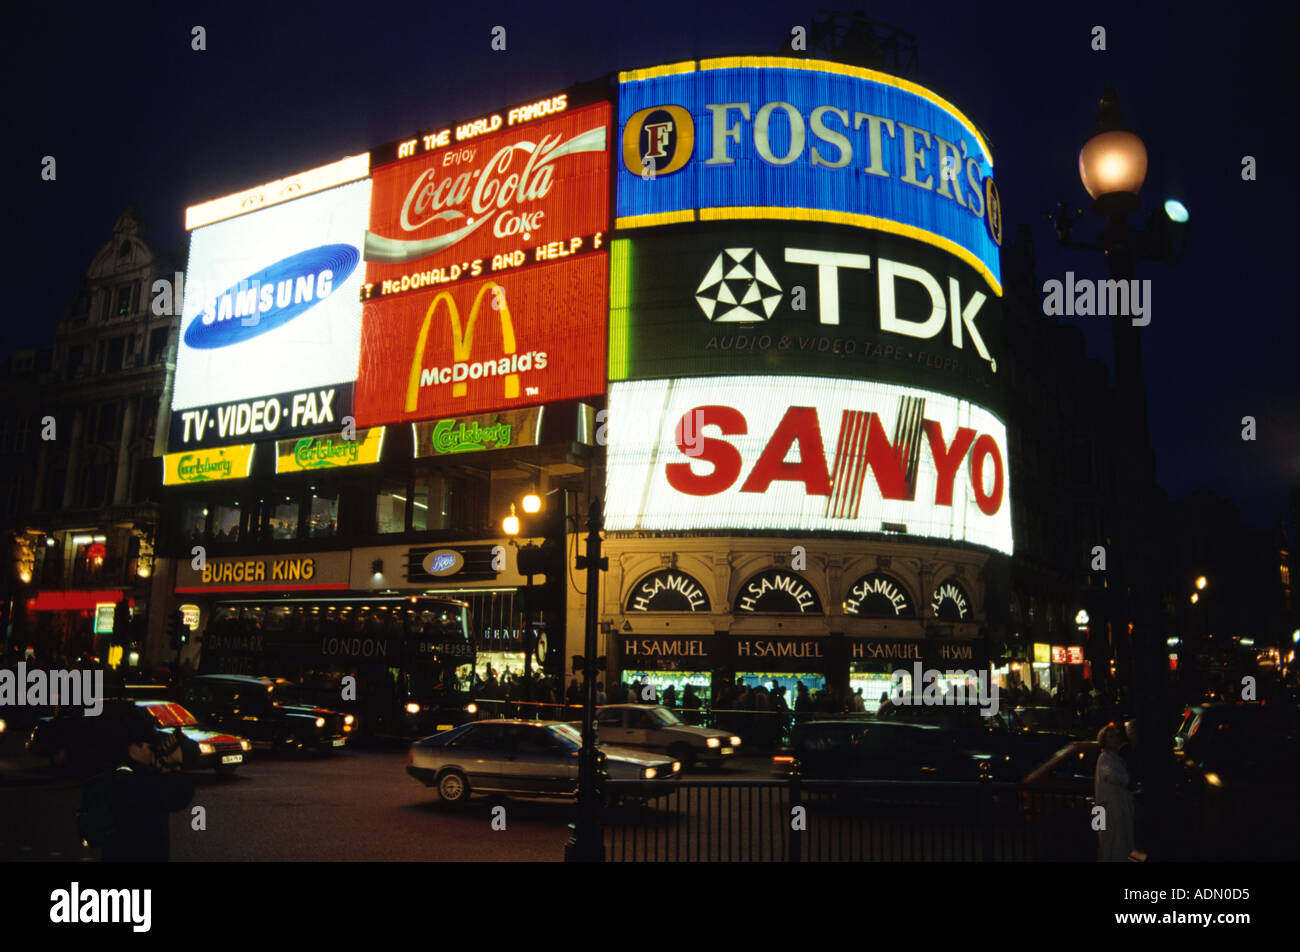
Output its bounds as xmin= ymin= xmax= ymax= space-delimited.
xmin=184 ymin=244 xmax=359 ymax=350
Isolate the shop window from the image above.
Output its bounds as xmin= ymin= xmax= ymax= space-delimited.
xmin=271 ymin=497 xmax=300 ymax=540
xmin=308 ymin=488 xmax=339 ymax=538
xmin=212 ymin=502 xmax=243 ymax=542
xmin=376 ymin=481 xmax=407 ymax=534
xmin=116 ymin=284 xmax=132 ymax=316
xmin=181 ymin=502 xmax=208 ymax=545
xmin=411 ymin=474 xmax=449 ymax=532
xmin=148 ymin=327 xmax=169 ymax=364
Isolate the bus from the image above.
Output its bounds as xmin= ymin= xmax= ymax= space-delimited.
xmin=197 ymin=595 xmax=477 ymax=739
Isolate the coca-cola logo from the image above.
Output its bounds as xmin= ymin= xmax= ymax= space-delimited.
xmin=365 ymin=121 xmax=607 ymax=266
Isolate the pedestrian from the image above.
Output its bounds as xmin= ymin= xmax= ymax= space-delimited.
xmin=662 ymin=683 xmax=677 ymax=708
xmin=1094 ymin=723 xmax=1135 ymax=862
xmin=682 ymin=684 xmax=702 ymax=725
xmin=94 ymin=715 xmax=195 ymax=861
xmin=566 ymin=677 xmax=583 ymax=709
xmin=852 ymin=687 xmax=866 ymax=713
xmin=595 ymin=680 xmax=607 ymax=706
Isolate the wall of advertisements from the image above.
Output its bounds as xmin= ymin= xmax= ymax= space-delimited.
xmin=609 ymin=223 xmax=1002 ymax=406
xmin=170 ymin=180 xmax=370 ymax=451
xmin=604 ymin=375 xmax=1012 ymax=554
xmin=617 ymin=58 xmax=1002 ymax=293
xmin=353 ymin=252 xmax=608 ymax=427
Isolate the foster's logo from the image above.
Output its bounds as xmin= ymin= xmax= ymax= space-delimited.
xmin=622 ymin=105 xmax=694 ymax=176
xmin=185 ymin=244 xmax=359 ymax=350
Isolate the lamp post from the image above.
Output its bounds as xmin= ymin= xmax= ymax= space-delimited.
xmin=1050 ymin=88 xmax=1191 ymax=849
xmin=567 ymin=497 xmax=607 ymax=862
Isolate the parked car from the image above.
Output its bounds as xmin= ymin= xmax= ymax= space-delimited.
xmin=180 ymin=674 xmax=351 ymax=753
xmin=26 ymin=698 xmax=252 ymax=775
xmin=407 ymin=719 xmax=681 ymax=805
xmin=594 ymin=704 xmax=739 ymax=769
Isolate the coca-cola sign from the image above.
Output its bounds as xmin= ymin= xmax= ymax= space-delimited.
xmin=365 ymin=102 xmax=610 ymax=290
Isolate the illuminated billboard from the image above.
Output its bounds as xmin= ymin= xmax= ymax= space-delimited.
xmin=605 ymin=375 xmax=1012 ymax=555
xmin=609 ymin=224 xmax=1001 ymax=405
xmin=170 ymin=180 xmax=370 ymax=451
xmin=617 ymin=57 xmax=1002 ymax=294
xmin=364 ymin=100 xmax=610 ymax=296
xmin=353 ymin=252 xmax=608 ymax=426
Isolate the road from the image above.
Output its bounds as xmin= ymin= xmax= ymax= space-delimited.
xmin=0 ymin=746 xmax=776 ymax=862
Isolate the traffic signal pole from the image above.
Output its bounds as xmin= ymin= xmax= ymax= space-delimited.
xmin=566 ymin=497 xmax=606 ymax=862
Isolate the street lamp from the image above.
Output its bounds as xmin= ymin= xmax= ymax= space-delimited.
xmin=521 ymin=493 xmax=541 ymax=514
xmin=502 ymin=503 xmax=520 ymax=537
xmin=1195 ymin=576 xmax=1207 ymax=591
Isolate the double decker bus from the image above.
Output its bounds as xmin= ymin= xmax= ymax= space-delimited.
xmin=198 ymin=595 xmax=476 ymax=739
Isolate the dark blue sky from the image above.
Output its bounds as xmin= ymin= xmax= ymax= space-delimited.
xmin=14 ymin=0 xmax=1298 ymax=530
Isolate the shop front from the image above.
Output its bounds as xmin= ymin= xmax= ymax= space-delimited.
xmin=730 ymin=568 xmax=828 ymax=703
xmin=618 ymin=633 xmax=716 ymax=710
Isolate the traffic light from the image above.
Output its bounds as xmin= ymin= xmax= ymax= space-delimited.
xmin=167 ymin=609 xmax=186 ymax=651
xmin=111 ymin=599 xmax=131 ymax=647
xmin=514 ymin=489 xmax=568 ymax=676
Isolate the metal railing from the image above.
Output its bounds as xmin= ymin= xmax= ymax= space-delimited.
xmin=601 ymin=777 xmax=1095 ymax=862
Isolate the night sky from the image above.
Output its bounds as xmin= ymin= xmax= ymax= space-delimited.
xmin=13 ymin=0 xmax=1298 ymax=531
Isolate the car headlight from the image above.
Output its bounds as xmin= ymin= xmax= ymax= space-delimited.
xmin=343 ymin=714 xmax=355 ymax=726
xmin=199 ymin=742 xmax=215 ymax=755
xmin=0 ymin=719 xmax=6 ymax=733
xmin=729 ymin=736 xmax=741 ymax=747
xmin=405 ymin=702 xmax=421 ymax=715
xmin=671 ymin=761 xmax=681 ymax=773
xmin=465 ymin=703 xmax=477 ymax=715
xmin=240 ymin=740 xmax=251 ymax=751
xmin=315 ymin=717 xmax=326 ymax=728
xmin=706 ymin=737 xmax=721 ymax=748
xmin=642 ymin=767 xmax=658 ymax=780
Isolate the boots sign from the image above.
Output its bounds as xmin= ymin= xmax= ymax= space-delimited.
xmin=605 ymin=375 xmax=1013 ymax=555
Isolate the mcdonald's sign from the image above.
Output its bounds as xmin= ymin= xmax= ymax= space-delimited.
xmin=353 ymin=252 xmax=608 ymax=425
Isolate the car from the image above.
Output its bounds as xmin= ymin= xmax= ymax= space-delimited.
xmin=26 ymin=699 xmax=252 ymax=775
xmin=770 ymin=719 xmax=990 ymax=782
xmin=180 ymin=674 xmax=351 ymax=753
xmin=594 ymin=704 xmax=739 ymax=769
xmin=407 ymin=719 xmax=681 ymax=805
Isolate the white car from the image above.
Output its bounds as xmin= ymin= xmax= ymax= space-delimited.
xmin=595 ymin=704 xmax=740 ymax=769
xmin=407 ymin=719 xmax=680 ymax=805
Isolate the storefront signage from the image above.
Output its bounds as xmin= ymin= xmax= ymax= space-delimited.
xmin=931 ymin=579 xmax=972 ymax=621
xmin=354 ymin=253 xmax=608 ymax=426
xmin=93 ymin=603 xmax=116 ymax=634
xmin=365 ymin=101 xmax=610 ymax=294
xmin=175 ymin=551 xmax=351 ymax=593
xmin=1051 ymin=645 xmax=1084 ymax=664
xmin=626 ymin=570 xmax=711 ymax=612
xmin=413 ymin=407 xmax=543 ymax=457
xmin=850 ymin=639 xmax=923 ymax=661
xmin=734 ymin=636 xmax=826 ymax=661
xmin=605 ymin=376 xmax=1013 ymax=555
xmin=621 ymin=636 xmax=714 ymax=665
xmin=162 ymin=444 xmax=255 ymax=485
xmin=1033 ymin=642 xmax=1051 ymax=664
xmin=276 ymin=426 xmax=385 ymax=472
xmin=617 ymin=58 xmax=1001 ymax=293
xmin=734 ymin=569 xmax=822 ymax=614
xmin=405 ymin=545 xmax=501 ymax=583
xmin=180 ymin=604 xmax=201 ymax=631
xmin=843 ymin=572 xmax=916 ymax=618
xmin=607 ymin=227 xmax=1001 ymax=404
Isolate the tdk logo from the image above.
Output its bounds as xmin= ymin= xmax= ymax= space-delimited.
xmin=184 ymin=244 xmax=359 ymax=350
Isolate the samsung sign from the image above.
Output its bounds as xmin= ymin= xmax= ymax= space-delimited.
xmin=605 ymin=375 xmax=1013 ymax=555
xmin=171 ymin=180 xmax=369 ymax=449
xmin=618 ymin=57 xmax=1002 ymax=295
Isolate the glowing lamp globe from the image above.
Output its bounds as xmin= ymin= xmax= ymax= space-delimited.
xmin=1078 ymin=130 xmax=1148 ymax=199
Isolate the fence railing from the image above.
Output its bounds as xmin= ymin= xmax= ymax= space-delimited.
xmin=600 ymin=777 xmax=1096 ymax=862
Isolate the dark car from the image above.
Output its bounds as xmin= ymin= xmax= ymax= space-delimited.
xmin=771 ymin=720 xmax=989 ymax=782
xmin=181 ymin=675 xmax=350 ymax=753
xmin=26 ymin=699 xmax=252 ymax=775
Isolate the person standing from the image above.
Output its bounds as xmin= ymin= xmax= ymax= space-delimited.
xmin=1094 ymin=724 xmax=1135 ymax=862
xmin=99 ymin=717 xmax=195 ymax=862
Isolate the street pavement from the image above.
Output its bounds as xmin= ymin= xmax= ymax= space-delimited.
xmin=0 ymin=740 xmax=776 ymax=862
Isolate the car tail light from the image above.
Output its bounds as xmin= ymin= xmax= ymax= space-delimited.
xmin=1188 ymin=720 xmax=1200 ymax=739
xmin=772 ymin=755 xmax=794 ymax=764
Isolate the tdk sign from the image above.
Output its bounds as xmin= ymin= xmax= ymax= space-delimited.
xmin=184 ymin=244 xmax=360 ymax=349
